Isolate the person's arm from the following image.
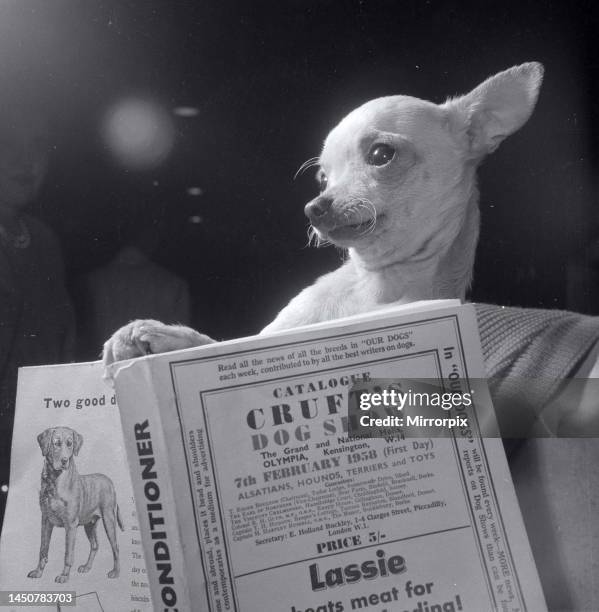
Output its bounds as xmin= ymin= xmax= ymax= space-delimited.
xmin=553 ymin=340 xmax=599 ymax=435
xmin=475 ymin=302 xmax=599 ymax=436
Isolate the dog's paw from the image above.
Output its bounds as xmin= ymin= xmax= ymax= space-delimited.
xmin=27 ymin=568 xmax=43 ymax=578
xmin=77 ymin=563 xmax=91 ymax=573
xmin=107 ymin=568 xmax=119 ymax=578
xmin=102 ymin=320 xmax=215 ymax=379
xmin=55 ymin=573 xmax=69 ymax=583
xmin=102 ymin=319 xmax=165 ymax=365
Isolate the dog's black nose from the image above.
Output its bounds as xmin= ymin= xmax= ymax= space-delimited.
xmin=305 ymin=196 xmax=333 ymax=221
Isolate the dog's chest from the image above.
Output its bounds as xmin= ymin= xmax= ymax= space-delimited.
xmin=40 ymin=474 xmax=76 ymax=525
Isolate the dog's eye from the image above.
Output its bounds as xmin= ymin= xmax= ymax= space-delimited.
xmin=66 ymin=439 xmax=72 ymax=447
xmin=367 ymin=144 xmax=395 ymax=166
xmin=317 ymin=172 xmax=328 ymax=192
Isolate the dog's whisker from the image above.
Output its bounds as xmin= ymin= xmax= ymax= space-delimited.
xmin=305 ymin=223 xmax=334 ymax=249
xmin=362 ymin=218 xmax=377 ymax=236
xmin=293 ymin=157 xmax=320 ymax=180
xmin=347 ymin=199 xmax=369 ymax=227
xmin=346 ymin=202 xmax=361 ymax=220
xmin=357 ymin=198 xmax=377 ymax=232
xmin=358 ymin=219 xmax=375 ymax=236
xmin=358 ymin=198 xmax=377 ymax=217
xmin=310 ymin=227 xmax=322 ymax=248
xmin=338 ymin=197 xmax=378 ymax=236
xmin=305 ymin=225 xmax=316 ymax=248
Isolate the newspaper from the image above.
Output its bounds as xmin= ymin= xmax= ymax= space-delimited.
xmin=0 ymin=361 xmax=153 ymax=611
xmin=113 ymin=300 xmax=547 ymax=612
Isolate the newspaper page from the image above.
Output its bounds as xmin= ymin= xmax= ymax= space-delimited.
xmin=0 ymin=361 xmax=153 ymax=611
xmin=115 ymin=301 xmax=546 ymax=612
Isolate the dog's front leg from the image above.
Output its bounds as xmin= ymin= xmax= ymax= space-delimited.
xmin=55 ymin=523 xmax=77 ymax=583
xmin=103 ymin=320 xmax=215 ymax=378
xmin=27 ymin=517 xmax=53 ymax=578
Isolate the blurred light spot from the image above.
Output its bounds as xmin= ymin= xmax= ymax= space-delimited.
xmin=102 ymin=98 xmax=175 ymax=170
xmin=187 ymin=186 xmax=203 ymax=196
xmin=1 ymin=484 xmax=7 ymax=493
xmin=173 ymin=106 xmax=200 ymax=117
xmin=189 ymin=215 xmax=203 ymax=224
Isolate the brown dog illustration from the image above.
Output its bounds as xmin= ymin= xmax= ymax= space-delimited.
xmin=27 ymin=427 xmax=123 ymax=583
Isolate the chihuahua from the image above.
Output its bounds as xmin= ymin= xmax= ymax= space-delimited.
xmin=102 ymin=62 xmax=543 ymax=368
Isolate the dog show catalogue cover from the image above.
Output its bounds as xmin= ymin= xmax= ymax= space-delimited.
xmin=109 ymin=300 xmax=547 ymax=612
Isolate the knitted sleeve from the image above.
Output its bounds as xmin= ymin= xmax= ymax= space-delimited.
xmin=475 ymin=303 xmax=599 ymax=435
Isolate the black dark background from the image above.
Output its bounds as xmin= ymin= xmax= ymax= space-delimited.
xmin=3 ymin=0 xmax=599 ymax=353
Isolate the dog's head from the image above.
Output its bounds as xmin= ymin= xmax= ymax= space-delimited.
xmin=37 ymin=427 xmax=83 ymax=471
xmin=305 ymin=62 xmax=543 ymax=267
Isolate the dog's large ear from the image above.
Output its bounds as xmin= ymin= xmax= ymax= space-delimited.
xmin=444 ymin=62 xmax=543 ymax=158
xmin=37 ymin=429 xmax=53 ymax=456
xmin=70 ymin=429 xmax=84 ymax=456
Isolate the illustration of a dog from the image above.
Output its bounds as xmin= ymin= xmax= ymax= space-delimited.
xmin=27 ymin=427 xmax=123 ymax=583
xmin=102 ymin=63 xmax=543 ymax=366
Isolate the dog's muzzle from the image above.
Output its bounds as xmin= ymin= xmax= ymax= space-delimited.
xmin=304 ymin=195 xmax=333 ymax=226
xmin=305 ymin=195 xmax=379 ymax=242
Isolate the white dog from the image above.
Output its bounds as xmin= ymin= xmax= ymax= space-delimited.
xmin=103 ymin=63 xmax=543 ymax=368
